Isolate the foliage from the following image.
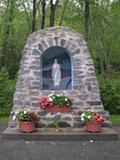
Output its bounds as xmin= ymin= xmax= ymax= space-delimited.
xmin=51 ymin=94 xmax=72 ymax=107
xmin=39 ymin=94 xmax=72 ymax=109
xmin=89 ymin=0 xmax=120 ymax=75
xmin=13 ymin=109 xmax=40 ymax=122
xmin=0 ymin=0 xmax=120 ymax=115
xmin=80 ymin=111 xmax=105 ymax=123
xmin=0 ymin=68 xmax=15 ymax=115
xmin=99 ymin=74 xmax=120 ymax=114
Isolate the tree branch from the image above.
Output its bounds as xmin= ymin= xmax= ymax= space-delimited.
xmin=59 ymin=0 xmax=69 ymax=26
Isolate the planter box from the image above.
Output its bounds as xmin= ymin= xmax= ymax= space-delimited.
xmin=85 ymin=122 xmax=102 ymax=133
xmin=19 ymin=122 xmax=36 ymax=133
xmin=46 ymin=106 xmax=71 ymax=113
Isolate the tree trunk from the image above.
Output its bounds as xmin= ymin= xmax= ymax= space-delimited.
xmin=50 ymin=0 xmax=55 ymax=27
xmin=32 ymin=0 xmax=36 ymax=32
xmin=50 ymin=0 xmax=59 ymax=27
xmin=95 ymin=37 xmax=105 ymax=77
xmin=3 ymin=0 xmax=14 ymax=68
xmin=22 ymin=2 xmax=32 ymax=30
xmin=59 ymin=0 xmax=69 ymax=26
xmin=41 ymin=0 xmax=46 ymax=29
xmin=84 ymin=0 xmax=90 ymax=41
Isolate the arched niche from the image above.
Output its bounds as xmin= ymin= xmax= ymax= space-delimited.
xmin=41 ymin=46 xmax=72 ymax=90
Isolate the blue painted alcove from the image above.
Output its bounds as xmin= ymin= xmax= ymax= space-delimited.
xmin=41 ymin=47 xmax=72 ymax=90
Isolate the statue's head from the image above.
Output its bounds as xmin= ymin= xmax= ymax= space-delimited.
xmin=54 ymin=59 xmax=58 ymax=63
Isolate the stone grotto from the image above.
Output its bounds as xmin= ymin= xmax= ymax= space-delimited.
xmin=8 ymin=26 xmax=110 ymax=128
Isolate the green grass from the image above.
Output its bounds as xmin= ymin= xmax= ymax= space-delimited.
xmin=0 ymin=116 xmax=9 ymax=124
xmin=110 ymin=115 xmax=120 ymax=124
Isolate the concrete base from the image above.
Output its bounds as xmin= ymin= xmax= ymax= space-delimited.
xmin=2 ymin=127 xmax=119 ymax=141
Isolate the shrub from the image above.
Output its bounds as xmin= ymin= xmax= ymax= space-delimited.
xmin=99 ymin=76 xmax=120 ymax=114
xmin=0 ymin=68 xmax=15 ymax=115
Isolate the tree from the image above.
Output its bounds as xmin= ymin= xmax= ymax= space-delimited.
xmin=49 ymin=0 xmax=59 ymax=27
xmin=32 ymin=0 xmax=37 ymax=32
xmin=59 ymin=0 xmax=69 ymax=26
xmin=1 ymin=0 xmax=16 ymax=68
xmin=41 ymin=0 xmax=46 ymax=29
xmin=84 ymin=0 xmax=90 ymax=41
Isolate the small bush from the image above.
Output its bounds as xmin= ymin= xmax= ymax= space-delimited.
xmin=99 ymin=76 xmax=120 ymax=114
xmin=0 ymin=68 xmax=15 ymax=115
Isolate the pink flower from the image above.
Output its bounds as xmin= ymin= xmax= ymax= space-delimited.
xmin=38 ymin=96 xmax=54 ymax=109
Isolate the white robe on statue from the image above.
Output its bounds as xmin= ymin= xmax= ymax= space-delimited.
xmin=52 ymin=59 xmax=61 ymax=87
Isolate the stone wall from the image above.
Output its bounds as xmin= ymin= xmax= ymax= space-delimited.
xmin=9 ymin=27 xmax=109 ymax=127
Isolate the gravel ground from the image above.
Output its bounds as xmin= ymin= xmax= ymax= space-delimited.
xmin=0 ymin=124 xmax=120 ymax=160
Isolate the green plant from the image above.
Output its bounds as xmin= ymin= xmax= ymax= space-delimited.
xmin=39 ymin=94 xmax=72 ymax=109
xmin=99 ymin=76 xmax=120 ymax=114
xmin=80 ymin=111 xmax=105 ymax=123
xmin=0 ymin=68 xmax=15 ymax=115
xmin=13 ymin=109 xmax=40 ymax=123
xmin=50 ymin=94 xmax=72 ymax=107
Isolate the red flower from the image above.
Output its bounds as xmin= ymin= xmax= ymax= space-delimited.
xmin=93 ymin=113 xmax=105 ymax=122
xmin=38 ymin=96 xmax=54 ymax=109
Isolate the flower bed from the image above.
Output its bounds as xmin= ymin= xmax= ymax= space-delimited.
xmin=38 ymin=94 xmax=72 ymax=113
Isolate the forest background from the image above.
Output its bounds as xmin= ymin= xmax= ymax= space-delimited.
xmin=0 ymin=0 xmax=120 ymax=116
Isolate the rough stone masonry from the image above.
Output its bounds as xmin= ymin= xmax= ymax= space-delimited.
xmin=9 ymin=26 xmax=110 ymax=127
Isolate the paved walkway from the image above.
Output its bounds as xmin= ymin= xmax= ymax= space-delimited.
xmin=0 ymin=124 xmax=120 ymax=160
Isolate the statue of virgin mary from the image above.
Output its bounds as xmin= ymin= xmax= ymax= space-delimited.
xmin=51 ymin=59 xmax=61 ymax=87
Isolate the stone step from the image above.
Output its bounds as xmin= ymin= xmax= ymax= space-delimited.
xmin=2 ymin=127 xmax=119 ymax=141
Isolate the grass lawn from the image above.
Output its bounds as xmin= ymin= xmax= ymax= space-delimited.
xmin=0 ymin=116 xmax=9 ymax=124
xmin=110 ymin=115 xmax=120 ymax=124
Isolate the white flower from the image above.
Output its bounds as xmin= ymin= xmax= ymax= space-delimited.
xmin=80 ymin=113 xmax=85 ymax=121
xmin=48 ymin=97 xmax=53 ymax=101
xmin=13 ymin=115 xmax=16 ymax=121
xmin=81 ymin=113 xmax=85 ymax=117
xmin=81 ymin=117 xmax=84 ymax=121
xmin=24 ymin=110 xmax=27 ymax=114
xmin=87 ymin=115 xmax=91 ymax=119
xmin=65 ymin=98 xmax=68 ymax=101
